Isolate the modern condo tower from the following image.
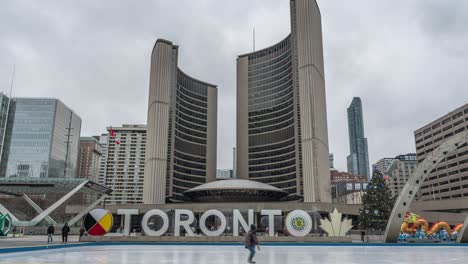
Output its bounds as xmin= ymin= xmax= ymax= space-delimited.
xmin=144 ymin=39 xmax=217 ymax=204
xmin=236 ymin=0 xmax=331 ymax=202
xmin=346 ymin=97 xmax=370 ymax=179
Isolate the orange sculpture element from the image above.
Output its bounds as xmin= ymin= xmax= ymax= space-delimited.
xmin=400 ymin=218 xmax=429 ymax=233
xmin=453 ymin=223 xmax=464 ymax=233
xmin=427 ymin=222 xmax=452 ymax=238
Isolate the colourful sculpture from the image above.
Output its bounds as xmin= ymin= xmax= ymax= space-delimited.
xmin=398 ymin=211 xmax=463 ymax=241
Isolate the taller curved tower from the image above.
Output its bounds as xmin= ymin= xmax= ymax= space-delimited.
xmin=236 ymin=0 xmax=330 ymax=202
xmin=144 ymin=39 xmax=217 ymax=204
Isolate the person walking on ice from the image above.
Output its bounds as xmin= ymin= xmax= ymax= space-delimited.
xmin=62 ymin=223 xmax=70 ymax=243
xmin=245 ymin=224 xmax=260 ymax=263
xmin=47 ymin=224 xmax=54 ymax=243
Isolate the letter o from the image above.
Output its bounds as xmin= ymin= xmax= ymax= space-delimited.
xmin=141 ymin=209 xmax=169 ymax=236
xmin=200 ymin=209 xmax=227 ymax=236
xmin=285 ymin=210 xmax=312 ymax=237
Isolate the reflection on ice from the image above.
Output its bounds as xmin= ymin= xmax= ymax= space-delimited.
xmin=0 ymin=245 xmax=467 ymax=264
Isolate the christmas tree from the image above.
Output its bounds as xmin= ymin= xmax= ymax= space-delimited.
xmin=358 ymin=170 xmax=396 ymax=231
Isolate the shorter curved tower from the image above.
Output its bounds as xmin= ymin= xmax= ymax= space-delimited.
xmin=144 ymin=39 xmax=217 ymax=204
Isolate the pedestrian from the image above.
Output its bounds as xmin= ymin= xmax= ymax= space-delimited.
xmin=47 ymin=224 xmax=55 ymax=243
xmin=244 ymin=224 xmax=260 ymax=264
xmin=79 ymin=227 xmax=85 ymax=241
xmin=62 ymin=223 xmax=70 ymax=244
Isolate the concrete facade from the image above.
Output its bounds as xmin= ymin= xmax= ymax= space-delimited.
xmin=236 ymin=0 xmax=330 ymax=203
xmin=144 ymin=39 xmax=217 ymax=204
xmin=414 ymin=103 xmax=468 ymax=201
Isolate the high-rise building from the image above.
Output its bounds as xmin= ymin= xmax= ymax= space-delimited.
xmin=329 ymin=153 xmax=334 ymax=169
xmin=0 ymin=98 xmax=81 ymax=178
xmin=0 ymin=93 xmax=10 ymax=164
xmin=144 ymin=39 xmax=218 ymax=204
xmin=414 ymin=103 xmax=468 ymax=201
xmin=236 ymin=0 xmax=331 ymax=202
xmin=77 ymin=137 xmax=102 ymax=182
xmin=105 ymin=125 xmax=146 ymax=204
xmin=347 ymin=97 xmax=370 ymax=179
xmin=384 ymin=154 xmax=417 ymax=197
xmin=97 ymin=134 xmax=108 ymax=186
xmin=373 ymin=157 xmax=394 ymax=174
xmin=216 ymin=169 xmax=234 ymax=179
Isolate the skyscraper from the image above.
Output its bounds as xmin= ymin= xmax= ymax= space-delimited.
xmin=0 ymin=98 xmax=81 ymax=178
xmin=346 ymin=97 xmax=370 ymax=179
xmin=236 ymin=0 xmax=331 ymax=202
xmin=144 ymin=39 xmax=218 ymax=204
xmin=105 ymin=125 xmax=146 ymax=204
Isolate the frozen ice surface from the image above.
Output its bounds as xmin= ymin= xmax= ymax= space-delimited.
xmin=0 ymin=245 xmax=467 ymax=264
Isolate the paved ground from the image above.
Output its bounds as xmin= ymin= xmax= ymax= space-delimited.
xmin=0 ymin=245 xmax=467 ymax=264
xmin=0 ymin=235 xmax=80 ymax=248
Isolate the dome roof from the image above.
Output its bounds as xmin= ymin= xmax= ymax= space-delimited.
xmin=185 ymin=179 xmax=286 ymax=193
xmin=183 ymin=179 xmax=288 ymax=203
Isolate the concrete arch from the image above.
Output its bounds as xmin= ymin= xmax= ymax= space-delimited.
xmin=384 ymin=130 xmax=468 ymax=242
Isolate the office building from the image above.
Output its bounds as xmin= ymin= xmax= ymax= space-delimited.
xmin=415 ymin=103 xmax=468 ymax=200
xmin=143 ymin=39 xmax=218 ymax=204
xmin=0 ymin=98 xmax=81 ymax=178
xmin=384 ymin=153 xmax=417 ymax=197
xmin=236 ymin=0 xmax=331 ymax=202
xmin=373 ymin=157 xmax=394 ymax=174
xmin=77 ymin=137 xmax=102 ymax=183
xmin=97 ymin=134 xmax=108 ymax=186
xmin=347 ymin=97 xmax=370 ymax=178
xmin=105 ymin=125 xmax=146 ymax=204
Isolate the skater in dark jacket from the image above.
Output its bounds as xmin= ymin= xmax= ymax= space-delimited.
xmin=62 ymin=223 xmax=70 ymax=243
xmin=244 ymin=225 xmax=260 ymax=264
xmin=47 ymin=224 xmax=55 ymax=243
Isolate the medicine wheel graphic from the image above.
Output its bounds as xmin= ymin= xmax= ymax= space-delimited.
xmin=84 ymin=209 xmax=113 ymax=236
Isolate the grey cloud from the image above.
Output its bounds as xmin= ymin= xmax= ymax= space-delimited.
xmin=1 ymin=0 xmax=467 ymax=171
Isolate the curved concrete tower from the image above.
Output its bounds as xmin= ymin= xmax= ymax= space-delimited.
xmin=236 ymin=0 xmax=330 ymax=202
xmin=144 ymin=39 xmax=217 ymax=204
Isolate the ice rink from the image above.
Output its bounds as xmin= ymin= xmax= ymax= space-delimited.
xmin=0 ymin=245 xmax=467 ymax=264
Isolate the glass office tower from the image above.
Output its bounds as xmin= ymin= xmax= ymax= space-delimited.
xmin=0 ymin=98 xmax=81 ymax=178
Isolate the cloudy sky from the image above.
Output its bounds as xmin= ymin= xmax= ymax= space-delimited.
xmin=1 ymin=0 xmax=468 ymax=172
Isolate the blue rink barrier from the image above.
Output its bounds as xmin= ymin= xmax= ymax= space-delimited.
xmin=1 ymin=242 xmax=467 ymax=254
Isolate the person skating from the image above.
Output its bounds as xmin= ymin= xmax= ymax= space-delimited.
xmin=62 ymin=223 xmax=70 ymax=243
xmin=79 ymin=227 xmax=85 ymax=241
xmin=244 ymin=224 xmax=260 ymax=264
xmin=47 ymin=224 xmax=55 ymax=243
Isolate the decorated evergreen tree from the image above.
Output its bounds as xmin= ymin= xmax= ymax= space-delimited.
xmin=358 ymin=170 xmax=396 ymax=231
